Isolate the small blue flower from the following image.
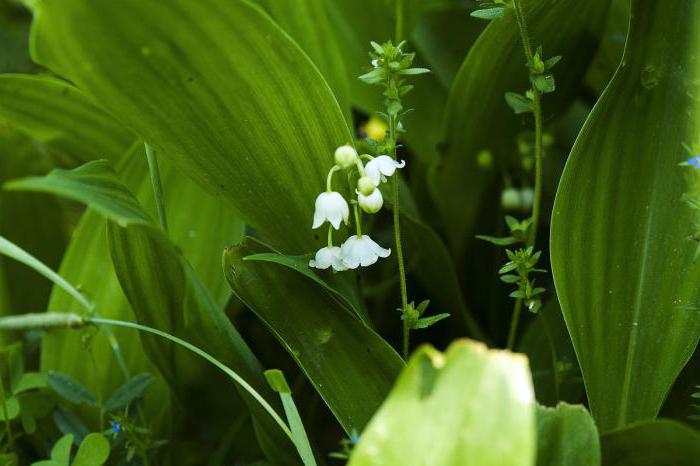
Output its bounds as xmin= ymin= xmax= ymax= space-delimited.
xmin=689 ymin=156 xmax=700 ymax=168
xmin=111 ymin=421 xmax=121 ymax=434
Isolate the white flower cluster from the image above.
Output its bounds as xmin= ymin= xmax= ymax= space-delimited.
xmin=310 ymin=144 xmax=405 ymax=271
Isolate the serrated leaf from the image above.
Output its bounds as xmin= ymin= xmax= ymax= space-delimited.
xmin=46 ymin=372 xmax=97 ymax=407
xmin=413 ymin=313 xmax=451 ymax=330
xmin=505 ymin=92 xmax=533 ymax=114
xmin=103 ymin=373 xmax=153 ymax=412
xmin=470 ymin=7 xmax=505 ymax=20
xmin=550 ymin=0 xmax=700 ymax=431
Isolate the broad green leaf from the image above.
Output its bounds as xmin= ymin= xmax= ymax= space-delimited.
xmin=27 ymin=0 xmax=352 ymax=253
xmin=103 ymin=372 xmax=152 ymax=412
xmin=6 ymin=160 xmax=152 ymax=227
xmin=46 ymin=372 xmax=97 ymax=407
xmin=550 ymin=0 xmax=700 ymax=431
xmin=254 ymin=0 xmax=351 ymax=121
xmin=348 ymin=340 xmax=535 ymax=466
xmin=536 ymin=403 xmax=600 ymax=466
xmin=243 ymin=253 xmax=369 ymax=325
xmin=107 ymin=223 xmax=298 ymax=464
xmin=71 ymin=433 xmax=110 ymax=466
xmin=433 ymin=0 xmax=610 ymax=256
xmin=224 ymin=238 xmax=404 ymax=433
xmin=0 ymin=74 xmax=133 ymax=164
xmin=50 ymin=434 xmax=73 ymax=466
xmin=601 ymin=420 xmax=700 ymax=466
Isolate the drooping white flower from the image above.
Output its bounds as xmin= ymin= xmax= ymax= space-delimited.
xmin=500 ymin=188 xmax=520 ymax=211
xmin=341 ymin=235 xmax=391 ymax=269
xmin=309 ymin=246 xmax=347 ymax=271
xmin=334 ymin=144 xmax=359 ymax=169
xmin=357 ymin=188 xmax=383 ymax=214
xmin=312 ymin=192 xmax=349 ymax=229
xmin=364 ymin=155 xmax=406 ymax=186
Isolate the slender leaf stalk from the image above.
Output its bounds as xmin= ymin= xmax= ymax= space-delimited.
xmin=88 ymin=317 xmax=294 ymax=442
xmin=144 ymin=143 xmax=168 ymax=232
xmin=506 ymin=0 xmax=545 ymax=350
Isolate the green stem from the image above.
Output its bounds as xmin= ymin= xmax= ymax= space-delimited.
xmin=327 ymin=226 xmax=334 ymax=248
xmin=326 ymin=165 xmax=341 ymax=192
xmin=353 ymin=204 xmax=363 ymax=237
xmin=389 ymin=114 xmax=410 ymax=359
xmin=144 ymin=143 xmax=168 ymax=233
xmin=0 ymin=358 xmax=12 ymax=452
xmin=394 ymin=0 xmax=404 ymax=43
xmin=506 ymin=299 xmax=523 ymax=350
xmin=506 ymin=0 xmax=545 ymax=350
xmin=89 ymin=317 xmax=294 ymax=442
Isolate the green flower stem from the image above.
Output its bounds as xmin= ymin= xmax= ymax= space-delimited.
xmin=327 ymin=225 xmax=334 ymax=248
xmin=353 ymin=203 xmax=363 ymax=237
xmin=144 ymin=143 xmax=168 ymax=233
xmin=506 ymin=0 xmax=545 ymax=350
xmin=389 ymin=113 xmax=410 ymax=359
xmin=326 ymin=165 xmax=341 ymax=192
xmin=394 ymin=0 xmax=404 ymax=43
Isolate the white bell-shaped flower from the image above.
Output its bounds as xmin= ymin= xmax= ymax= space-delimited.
xmin=309 ymin=246 xmax=347 ymax=271
xmin=357 ymin=188 xmax=383 ymax=214
xmin=341 ymin=235 xmax=391 ymax=269
xmin=312 ymin=192 xmax=349 ymax=229
xmin=334 ymin=144 xmax=359 ymax=169
xmin=364 ymin=155 xmax=406 ymax=186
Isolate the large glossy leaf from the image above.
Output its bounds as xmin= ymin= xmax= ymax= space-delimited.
xmin=433 ymin=0 xmax=610 ymax=255
xmin=254 ymin=0 xmax=351 ymax=120
xmin=536 ymin=403 xmax=600 ymax=466
xmin=0 ymin=74 xmax=132 ymax=164
xmin=348 ymin=340 xmax=535 ymax=466
xmin=224 ymin=238 xmax=404 ymax=433
xmin=26 ymin=0 xmax=352 ymax=253
xmin=601 ymin=420 xmax=700 ymax=466
xmin=550 ymin=0 xmax=700 ymax=431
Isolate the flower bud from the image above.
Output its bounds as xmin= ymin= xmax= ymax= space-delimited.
xmin=334 ymin=144 xmax=359 ymax=169
xmin=357 ymin=176 xmax=375 ymax=196
xmin=357 ymin=188 xmax=383 ymax=214
xmin=501 ymin=188 xmax=521 ymax=211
